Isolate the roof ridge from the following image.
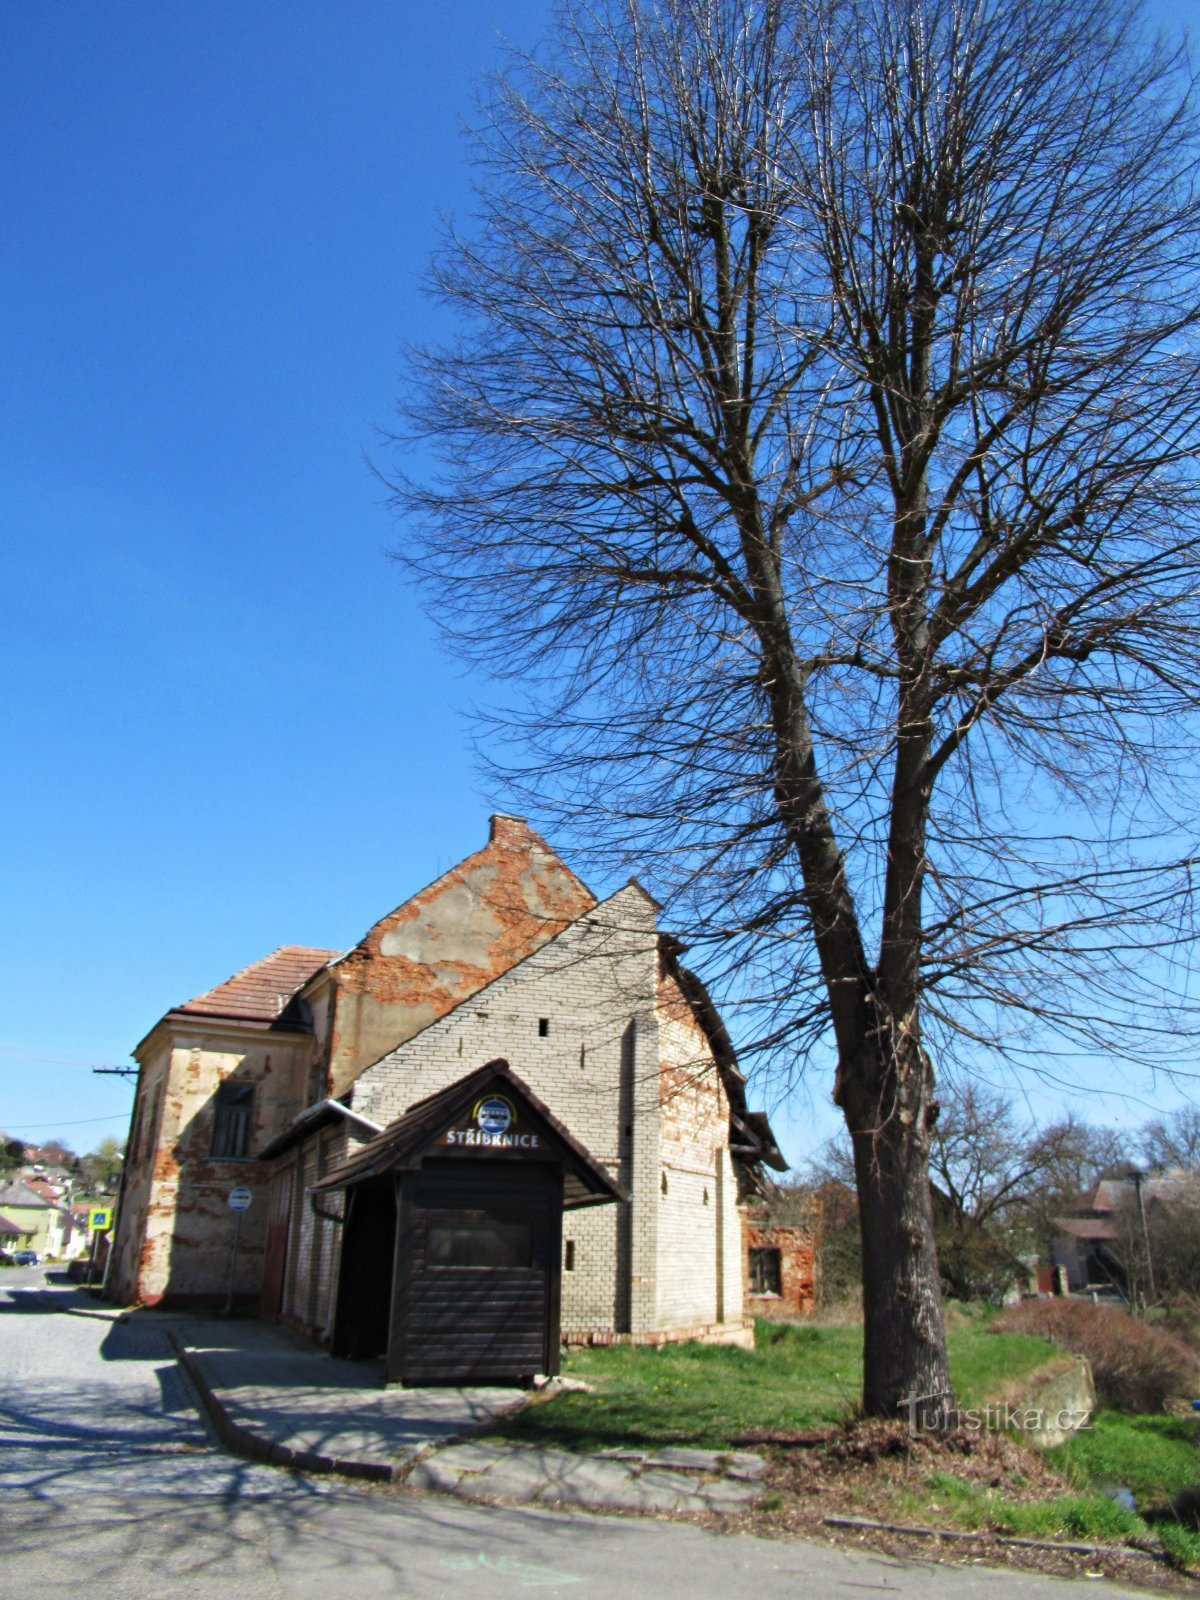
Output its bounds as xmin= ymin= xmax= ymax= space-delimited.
xmin=345 ymin=881 xmax=655 ymax=1079
xmin=178 ymin=944 xmax=342 ymax=1021
xmin=331 ymin=816 xmax=595 ymax=969
xmin=185 ymin=943 xmax=338 ymax=1001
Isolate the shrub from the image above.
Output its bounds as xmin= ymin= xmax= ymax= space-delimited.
xmin=992 ymin=1298 xmax=1196 ymax=1413
xmin=1157 ymin=1521 xmax=1200 ymax=1576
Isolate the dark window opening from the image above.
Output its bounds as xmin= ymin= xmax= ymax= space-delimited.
xmin=749 ymin=1247 xmax=782 ymax=1296
xmin=538 ymin=1017 xmax=550 ymax=1038
xmin=210 ymin=1082 xmax=254 ymax=1160
xmin=426 ymin=1213 xmax=533 ymax=1269
xmin=564 ymin=1239 xmax=576 ymax=1272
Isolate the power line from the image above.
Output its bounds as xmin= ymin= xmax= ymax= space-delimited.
xmin=2 ymin=1113 xmax=132 ymax=1131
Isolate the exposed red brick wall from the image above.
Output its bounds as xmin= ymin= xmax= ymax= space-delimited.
xmin=326 ymin=816 xmax=596 ymax=1096
xmin=744 ymin=1217 xmax=817 ymax=1316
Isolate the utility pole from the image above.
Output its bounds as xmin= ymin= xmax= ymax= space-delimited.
xmin=1133 ymin=1170 xmax=1157 ymax=1308
xmin=90 ymin=1065 xmax=137 ymax=1297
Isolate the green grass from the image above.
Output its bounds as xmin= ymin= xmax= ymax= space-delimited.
xmin=484 ymin=1317 xmax=1200 ymax=1567
xmin=896 ymin=1468 xmax=1146 ymax=1544
xmin=1050 ymin=1411 xmax=1200 ymax=1504
xmin=886 ymin=1412 xmax=1200 ymax=1562
xmin=485 ymin=1318 xmax=1058 ymax=1452
xmin=487 ymin=1323 xmax=861 ymax=1451
xmin=949 ymin=1329 xmax=1060 ymax=1409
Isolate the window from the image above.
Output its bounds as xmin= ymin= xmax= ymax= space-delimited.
xmin=749 ymin=1247 xmax=782 ymax=1296
xmin=210 ymin=1082 xmax=254 ymax=1160
xmin=564 ymin=1239 xmax=576 ymax=1272
xmin=426 ymin=1214 xmax=532 ymax=1269
xmin=538 ymin=1017 xmax=550 ymax=1038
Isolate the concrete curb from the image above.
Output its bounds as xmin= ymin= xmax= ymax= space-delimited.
xmin=168 ymin=1335 xmax=401 ymax=1483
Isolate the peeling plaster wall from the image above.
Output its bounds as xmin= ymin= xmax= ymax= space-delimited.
xmin=115 ymin=1029 xmax=310 ymax=1307
xmin=112 ymin=818 xmax=754 ymax=1342
xmin=108 ymin=1037 xmax=170 ymax=1304
xmin=325 ymin=817 xmax=596 ymax=1098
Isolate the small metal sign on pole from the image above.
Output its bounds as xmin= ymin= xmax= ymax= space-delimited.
xmin=85 ymin=1205 xmax=114 ymax=1284
xmin=224 ymin=1187 xmax=252 ymax=1315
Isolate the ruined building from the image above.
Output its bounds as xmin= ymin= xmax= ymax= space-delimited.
xmin=108 ymin=817 xmax=784 ymax=1380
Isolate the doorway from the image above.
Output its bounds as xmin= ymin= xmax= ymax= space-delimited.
xmin=331 ymin=1177 xmax=396 ymax=1360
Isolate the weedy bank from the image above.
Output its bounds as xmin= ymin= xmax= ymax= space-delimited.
xmin=483 ymin=1317 xmax=1200 ymax=1582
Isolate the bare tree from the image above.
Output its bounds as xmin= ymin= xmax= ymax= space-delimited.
xmin=928 ymin=1085 xmax=1035 ymax=1232
xmin=394 ymin=0 xmax=1200 ymax=1419
xmin=1141 ymin=1107 xmax=1200 ymax=1173
xmin=814 ymin=1083 xmax=1075 ymax=1300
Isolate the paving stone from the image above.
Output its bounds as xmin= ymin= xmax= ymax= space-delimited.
xmin=497 ymin=1445 xmax=589 ymax=1479
xmin=636 ymin=1467 xmax=710 ymax=1495
xmin=725 ymin=1452 xmax=768 ymax=1480
xmin=620 ymin=1481 xmax=707 ymax=1515
xmin=597 ymin=1447 xmax=648 ymax=1462
xmin=545 ymin=1474 xmax=689 ymax=1514
xmin=695 ymin=1478 xmax=765 ymax=1512
xmin=557 ymin=1457 xmax=641 ymax=1495
xmin=643 ymin=1446 xmax=725 ymax=1472
xmin=429 ymin=1441 xmax=510 ymax=1474
xmin=671 ymin=1492 xmax=718 ymax=1515
xmin=463 ymin=1455 xmax=562 ymax=1502
xmin=406 ymin=1456 xmax=470 ymax=1492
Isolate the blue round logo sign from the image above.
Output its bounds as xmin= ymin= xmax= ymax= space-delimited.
xmin=476 ymin=1096 xmax=514 ymax=1136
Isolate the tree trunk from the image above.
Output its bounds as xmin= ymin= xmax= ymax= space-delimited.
xmin=844 ymin=1035 xmax=953 ymax=1426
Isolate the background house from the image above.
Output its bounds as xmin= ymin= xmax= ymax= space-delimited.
xmin=1051 ymin=1169 xmax=1199 ymax=1296
xmin=0 ymin=1179 xmax=52 ymax=1257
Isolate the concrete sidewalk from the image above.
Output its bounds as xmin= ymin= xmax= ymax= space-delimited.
xmin=168 ymin=1315 xmax=524 ymax=1479
xmin=164 ymin=1314 xmax=768 ymax=1515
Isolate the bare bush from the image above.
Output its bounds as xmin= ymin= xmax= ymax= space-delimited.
xmin=994 ymin=1298 xmax=1196 ymax=1413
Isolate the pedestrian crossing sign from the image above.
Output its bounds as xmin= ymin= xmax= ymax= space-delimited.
xmin=88 ymin=1207 xmax=113 ymax=1232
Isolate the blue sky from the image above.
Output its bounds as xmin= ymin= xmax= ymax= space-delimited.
xmin=1 ymin=0 xmax=1195 ymax=1165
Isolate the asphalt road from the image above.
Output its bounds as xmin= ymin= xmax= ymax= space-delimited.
xmin=0 ymin=1268 xmax=1147 ymax=1600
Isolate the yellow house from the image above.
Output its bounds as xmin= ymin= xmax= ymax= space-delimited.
xmin=0 ymin=1180 xmax=52 ymax=1255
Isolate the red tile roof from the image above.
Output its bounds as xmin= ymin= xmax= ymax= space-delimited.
xmin=1056 ymin=1216 xmax=1120 ymax=1241
xmin=176 ymin=946 xmax=340 ymax=1022
xmin=23 ymin=1176 xmax=63 ymax=1203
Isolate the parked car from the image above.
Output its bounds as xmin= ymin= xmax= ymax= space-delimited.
xmin=12 ymin=1249 xmax=38 ymax=1266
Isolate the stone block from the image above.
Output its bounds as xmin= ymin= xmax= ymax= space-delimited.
xmin=644 ymin=1446 xmax=724 ymax=1472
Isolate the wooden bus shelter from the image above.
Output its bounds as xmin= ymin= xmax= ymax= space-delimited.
xmin=313 ymin=1059 xmax=623 ymax=1385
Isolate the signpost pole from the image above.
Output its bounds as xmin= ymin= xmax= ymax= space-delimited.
xmin=223 ymin=1187 xmax=252 ymax=1316
xmin=224 ymin=1209 xmax=243 ymax=1315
